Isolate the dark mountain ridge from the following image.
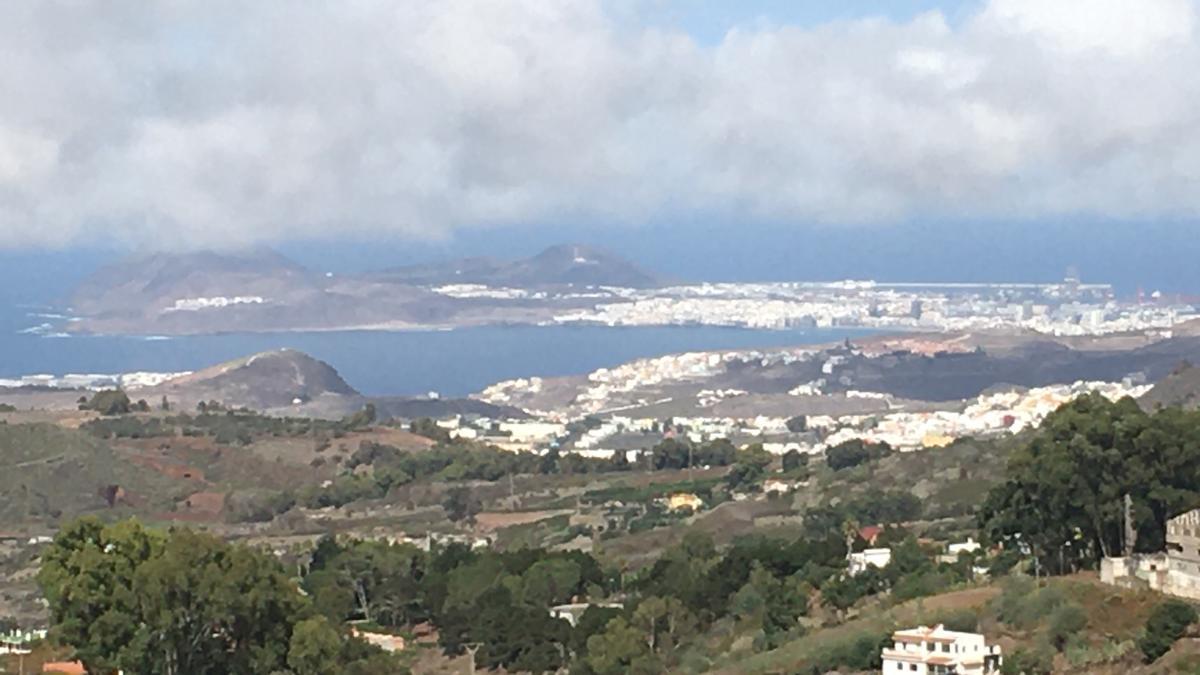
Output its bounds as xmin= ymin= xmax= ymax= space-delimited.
xmin=63 ymin=244 xmax=658 ymax=334
xmin=369 ymin=243 xmax=660 ymax=288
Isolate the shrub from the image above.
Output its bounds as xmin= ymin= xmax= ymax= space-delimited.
xmin=1046 ymin=602 xmax=1087 ymax=651
xmin=1000 ymin=643 xmax=1054 ymax=675
xmin=1138 ymin=599 xmax=1197 ymax=663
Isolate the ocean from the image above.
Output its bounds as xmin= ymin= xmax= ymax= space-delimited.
xmin=0 ymin=305 xmax=870 ymax=397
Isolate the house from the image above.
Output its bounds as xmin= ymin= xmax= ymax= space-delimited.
xmin=351 ymin=627 xmax=405 ymax=653
xmin=549 ymin=602 xmax=624 ymax=627
xmin=665 ymin=492 xmax=704 ymax=512
xmin=1101 ymin=507 xmax=1200 ymax=600
xmin=937 ymin=538 xmax=982 ymax=564
xmin=42 ymin=663 xmax=87 ymax=675
xmin=762 ymin=479 xmax=794 ymax=495
xmin=847 ymin=547 xmax=892 ymax=575
xmin=858 ymin=525 xmax=883 ymax=546
xmin=881 ymin=624 xmax=1002 ymax=674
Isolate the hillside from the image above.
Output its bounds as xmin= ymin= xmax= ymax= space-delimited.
xmin=145 ymin=348 xmax=360 ymax=412
xmin=0 ymin=422 xmax=176 ymax=522
xmin=370 ymin=244 xmax=660 ymax=288
xmin=1140 ymin=360 xmax=1200 ymax=410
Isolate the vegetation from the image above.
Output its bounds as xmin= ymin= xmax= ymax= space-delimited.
xmin=825 ymin=438 xmax=893 ymax=471
xmin=1138 ymin=599 xmax=1197 ymax=663
xmin=979 ymin=393 xmax=1200 ymax=572
xmin=83 ymin=406 xmax=378 ymax=443
xmin=78 ymin=389 xmax=132 ymax=415
xmin=38 ymin=517 xmax=398 ymax=674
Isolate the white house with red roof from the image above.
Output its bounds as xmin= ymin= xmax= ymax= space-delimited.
xmin=881 ymin=624 xmax=1002 ymax=674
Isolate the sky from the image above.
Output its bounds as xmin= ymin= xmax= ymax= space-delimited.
xmin=2 ymin=0 xmax=1200 ymax=293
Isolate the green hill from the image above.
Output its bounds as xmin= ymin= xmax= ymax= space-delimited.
xmin=0 ymin=422 xmax=177 ymax=522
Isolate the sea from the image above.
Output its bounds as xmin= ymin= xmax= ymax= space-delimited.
xmin=0 ymin=304 xmax=871 ymax=397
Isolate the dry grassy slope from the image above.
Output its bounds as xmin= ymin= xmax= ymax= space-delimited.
xmin=0 ymin=421 xmax=178 ymax=522
xmin=716 ymin=575 xmax=1166 ymax=675
xmin=1140 ymin=361 xmax=1200 ymax=411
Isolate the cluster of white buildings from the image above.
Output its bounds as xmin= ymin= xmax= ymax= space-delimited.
xmin=470 ymin=376 xmax=1148 ymax=460
xmin=815 ymin=379 xmax=1151 ymax=453
xmin=547 ymin=279 xmax=1196 ymax=337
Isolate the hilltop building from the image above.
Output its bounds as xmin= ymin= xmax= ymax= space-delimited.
xmin=881 ymin=624 xmax=1002 ymax=674
xmin=1101 ymin=507 xmax=1200 ymax=600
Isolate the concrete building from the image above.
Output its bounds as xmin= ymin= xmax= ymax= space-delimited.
xmin=881 ymin=624 xmax=1002 ymax=674
xmin=1101 ymin=508 xmax=1200 ymax=600
xmin=847 ymin=547 xmax=891 ymax=575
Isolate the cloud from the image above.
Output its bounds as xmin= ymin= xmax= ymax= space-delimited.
xmin=0 ymin=0 xmax=1198 ymax=250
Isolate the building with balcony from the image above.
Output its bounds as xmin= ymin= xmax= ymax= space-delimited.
xmin=881 ymin=624 xmax=1002 ymax=674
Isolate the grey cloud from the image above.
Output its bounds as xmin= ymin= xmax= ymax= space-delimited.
xmin=0 ymin=0 xmax=1198 ymax=250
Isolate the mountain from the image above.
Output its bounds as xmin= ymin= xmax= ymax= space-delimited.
xmin=145 ymin=349 xmax=360 ymax=412
xmin=63 ymin=244 xmax=658 ymax=335
xmin=67 ymin=248 xmax=439 ymax=334
xmin=371 ymin=244 xmax=660 ymax=288
xmin=1141 ymin=360 xmax=1200 ymax=410
xmin=72 ymin=248 xmax=324 ymax=314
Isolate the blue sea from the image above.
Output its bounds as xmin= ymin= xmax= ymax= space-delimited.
xmin=0 ymin=305 xmax=870 ymax=397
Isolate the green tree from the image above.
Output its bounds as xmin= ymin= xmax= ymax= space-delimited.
xmin=442 ymin=487 xmax=481 ymax=525
xmin=586 ymin=617 xmax=655 ymax=675
xmin=1139 ymin=599 xmax=1197 ymax=663
xmin=80 ymin=389 xmax=132 ymax=415
xmin=977 ymin=394 xmax=1200 ymax=570
xmin=825 ymin=438 xmax=892 ymax=471
xmin=724 ymin=445 xmax=773 ymax=491
xmin=781 ymin=449 xmax=807 ymax=473
xmin=287 ymin=616 xmax=342 ymax=675
xmin=37 ymin=518 xmax=162 ymax=673
xmin=39 ymin=518 xmax=308 ymax=675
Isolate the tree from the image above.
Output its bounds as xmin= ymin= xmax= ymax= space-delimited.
xmin=521 ymin=558 xmax=582 ymax=607
xmin=781 ymin=449 xmax=808 ymax=473
xmin=443 ymin=487 xmax=481 ymax=525
xmin=130 ymin=528 xmax=307 ymax=674
xmin=287 ymin=617 xmax=342 ymax=675
xmin=786 ymin=415 xmax=808 ymax=433
xmin=978 ymin=394 xmax=1200 ymax=570
xmin=631 ymin=596 xmax=696 ymax=659
xmin=79 ymin=389 xmax=132 ymax=415
xmin=724 ymin=446 xmax=773 ymax=491
xmin=1139 ymin=599 xmax=1197 ymax=663
xmin=37 ymin=518 xmax=162 ymax=673
xmin=825 ymin=439 xmax=892 ymax=471
xmin=39 ymin=518 xmax=309 ymax=675
xmin=586 ymin=616 xmax=654 ymax=675
xmin=160 ymin=396 xmax=170 ymax=411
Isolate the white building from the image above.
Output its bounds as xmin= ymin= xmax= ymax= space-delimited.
xmin=938 ymin=537 xmax=982 ymax=564
xmin=847 ymin=547 xmax=892 ymax=575
xmin=1102 ymin=507 xmax=1200 ymax=600
xmin=881 ymin=624 xmax=1002 ymax=674
xmin=762 ymin=479 xmax=794 ymax=495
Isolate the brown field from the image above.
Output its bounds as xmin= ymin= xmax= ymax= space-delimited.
xmin=472 ymin=509 xmax=574 ymax=532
